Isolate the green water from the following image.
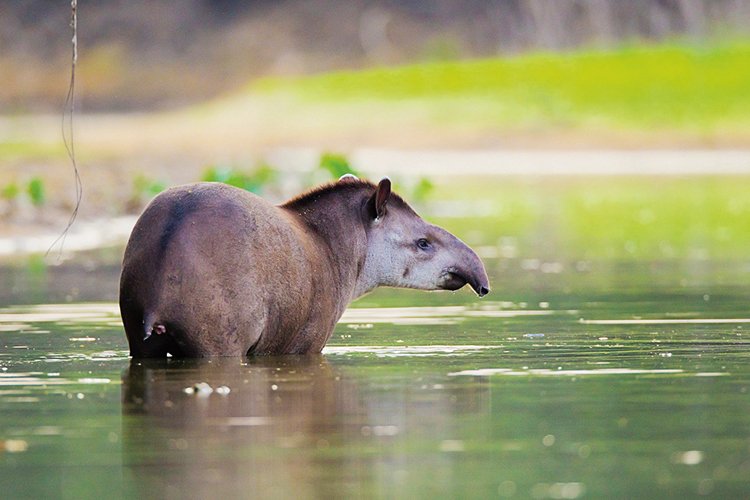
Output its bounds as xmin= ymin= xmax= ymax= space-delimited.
xmin=2 ymin=177 xmax=750 ymax=498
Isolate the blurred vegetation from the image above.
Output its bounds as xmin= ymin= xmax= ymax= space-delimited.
xmin=0 ymin=141 xmax=64 ymax=161
xmin=194 ymin=153 xmax=436 ymax=207
xmin=427 ymin=176 xmax=750 ymax=262
xmin=1 ymin=177 xmax=47 ymax=210
xmin=411 ymin=177 xmax=435 ymax=203
xmin=0 ymin=177 xmax=47 ymax=219
xmin=1 ymin=182 xmax=20 ymax=202
xmin=558 ymin=178 xmax=750 ymax=261
xmin=26 ymin=178 xmax=45 ymax=207
xmin=126 ymin=174 xmax=167 ymax=213
xmin=201 ymin=164 xmax=277 ymax=194
xmin=108 ymin=155 xmax=750 ymax=265
xmin=0 ymin=182 xmax=21 ymax=218
xmin=254 ymin=40 xmax=750 ymax=132
xmin=318 ymin=153 xmax=361 ymax=179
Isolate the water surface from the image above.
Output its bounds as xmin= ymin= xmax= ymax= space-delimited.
xmin=2 ymin=175 xmax=750 ymax=498
xmin=2 ymin=261 xmax=750 ymax=498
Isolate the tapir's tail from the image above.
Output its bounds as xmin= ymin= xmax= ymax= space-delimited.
xmin=143 ymin=311 xmax=166 ymax=341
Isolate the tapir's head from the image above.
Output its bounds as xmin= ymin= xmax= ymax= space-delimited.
xmin=355 ymin=177 xmax=490 ymax=298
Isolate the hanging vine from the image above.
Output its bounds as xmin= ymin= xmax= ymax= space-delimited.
xmin=48 ymin=0 xmax=82 ymax=257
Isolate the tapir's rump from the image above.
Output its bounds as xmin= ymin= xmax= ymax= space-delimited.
xmin=119 ymin=178 xmax=490 ymax=357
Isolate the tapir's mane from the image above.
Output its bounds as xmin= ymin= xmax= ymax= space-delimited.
xmin=281 ymin=179 xmax=411 ymax=212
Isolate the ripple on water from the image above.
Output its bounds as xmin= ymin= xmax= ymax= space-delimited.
xmin=41 ymin=351 xmax=129 ymax=363
xmin=324 ymin=345 xmax=499 ymax=357
xmin=0 ymin=372 xmax=114 ymax=396
xmin=0 ymin=373 xmax=73 ymax=387
xmin=0 ymin=303 xmax=121 ymax=327
xmin=339 ymin=304 xmax=564 ymax=326
xmin=580 ymin=318 xmax=750 ymax=325
xmin=448 ymin=368 xmax=688 ymax=377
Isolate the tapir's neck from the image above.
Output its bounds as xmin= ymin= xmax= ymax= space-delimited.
xmin=281 ymin=191 xmax=370 ymax=309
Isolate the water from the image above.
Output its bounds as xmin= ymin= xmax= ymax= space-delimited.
xmin=1 ymin=260 xmax=749 ymax=499
xmin=3 ymin=176 xmax=750 ymax=498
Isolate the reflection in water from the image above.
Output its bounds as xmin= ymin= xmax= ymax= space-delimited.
xmin=121 ymin=356 xmax=489 ymax=498
xmin=122 ymin=356 xmax=358 ymax=498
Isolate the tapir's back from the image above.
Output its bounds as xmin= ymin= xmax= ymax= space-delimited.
xmin=119 ymin=182 xmax=315 ymax=357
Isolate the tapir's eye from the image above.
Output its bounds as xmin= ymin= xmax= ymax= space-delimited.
xmin=416 ymin=238 xmax=432 ymax=251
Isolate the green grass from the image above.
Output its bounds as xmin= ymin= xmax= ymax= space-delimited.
xmin=253 ymin=40 xmax=750 ymax=132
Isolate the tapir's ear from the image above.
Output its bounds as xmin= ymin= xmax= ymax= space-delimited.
xmin=367 ymin=177 xmax=391 ymax=220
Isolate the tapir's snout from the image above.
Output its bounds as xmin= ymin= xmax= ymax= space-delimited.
xmin=473 ymin=280 xmax=491 ymax=298
xmin=467 ymin=266 xmax=491 ymax=297
xmin=440 ymin=267 xmax=490 ymax=296
xmin=439 ymin=241 xmax=491 ymax=297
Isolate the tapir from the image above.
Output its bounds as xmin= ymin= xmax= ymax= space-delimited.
xmin=119 ymin=176 xmax=490 ymax=357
